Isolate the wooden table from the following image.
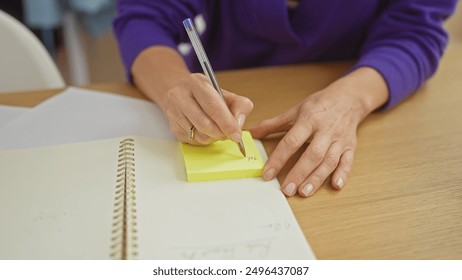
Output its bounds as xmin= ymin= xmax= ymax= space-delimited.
xmin=2 ymin=13 xmax=462 ymax=259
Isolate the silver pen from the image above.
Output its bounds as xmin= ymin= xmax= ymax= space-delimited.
xmin=183 ymin=18 xmax=246 ymax=157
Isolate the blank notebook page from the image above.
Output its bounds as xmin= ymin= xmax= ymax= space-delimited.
xmin=0 ymin=138 xmax=118 ymax=259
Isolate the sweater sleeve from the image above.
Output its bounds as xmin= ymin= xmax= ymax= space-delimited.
xmin=113 ymin=0 xmax=205 ymax=80
xmin=350 ymin=0 xmax=458 ymax=110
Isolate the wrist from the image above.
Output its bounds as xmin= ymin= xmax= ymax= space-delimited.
xmin=332 ymin=67 xmax=389 ymax=120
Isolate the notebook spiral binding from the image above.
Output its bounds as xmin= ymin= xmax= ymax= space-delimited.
xmin=110 ymin=138 xmax=138 ymax=260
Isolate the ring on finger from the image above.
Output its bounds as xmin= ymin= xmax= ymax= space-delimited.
xmin=188 ymin=126 xmax=195 ymax=141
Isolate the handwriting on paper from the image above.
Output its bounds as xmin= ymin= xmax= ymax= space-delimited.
xmin=176 ymin=238 xmax=273 ymax=260
xmin=172 ymin=219 xmax=293 ymax=259
xmin=257 ymin=220 xmax=292 ymax=233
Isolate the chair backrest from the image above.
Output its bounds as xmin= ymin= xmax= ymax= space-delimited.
xmin=0 ymin=9 xmax=65 ymax=93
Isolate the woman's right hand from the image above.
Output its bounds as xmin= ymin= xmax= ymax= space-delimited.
xmin=163 ymin=73 xmax=253 ymax=145
xmin=131 ymin=46 xmax=253 ymax=145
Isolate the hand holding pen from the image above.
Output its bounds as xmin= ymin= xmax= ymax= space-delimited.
xmin=130 ymin=18 xmax=252 ymax=153
xmin=182 ymin=18 xmax=250 ymax=156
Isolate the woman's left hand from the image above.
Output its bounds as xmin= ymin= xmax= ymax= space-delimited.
xmin=249 ymin=67 xmax=388 ymax=197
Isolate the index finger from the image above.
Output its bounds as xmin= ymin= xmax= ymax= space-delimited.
xmin=263 ymin=120 xmax=314 ymax=181
xmin=192 ymin=76 xmax=242 ymax=142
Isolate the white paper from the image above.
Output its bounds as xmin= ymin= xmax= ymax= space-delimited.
xmin=0 ymin=87 xmax=174 ymax=150
xmin=0 ymin=105 xmax=30 ymax=129
xmin=0 ymin=136 xmax=315 ymax=259
xmin=134 ymin=136 xmax=314 ymax=259
xmin=0 ymin=138 xmax=121 ymax=259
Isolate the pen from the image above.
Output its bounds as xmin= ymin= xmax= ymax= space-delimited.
xmin=183 ymin=18 xmax=246 ymax=157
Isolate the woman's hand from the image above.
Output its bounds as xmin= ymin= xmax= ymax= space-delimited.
xmin=249 ymin=67 xmax=388 ymax=197
xmin=131 ymin=46 xmax=253 ymax=145
xmin=163 ymin=73 xmax=253 ymax=145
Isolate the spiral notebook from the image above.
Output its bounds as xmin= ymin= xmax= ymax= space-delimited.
xmin=0 ymin=135 xmax=314 ymax=259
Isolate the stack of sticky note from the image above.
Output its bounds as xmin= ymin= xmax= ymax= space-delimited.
xmin=181 ymin=131 xmax=265 ymax=182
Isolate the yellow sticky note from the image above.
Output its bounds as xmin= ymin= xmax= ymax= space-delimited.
xmin=181 ymin=131 xmax=265 ymax=182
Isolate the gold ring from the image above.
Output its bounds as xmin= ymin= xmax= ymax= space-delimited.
xmin=188 ymin=126 xmax=195 ymax=141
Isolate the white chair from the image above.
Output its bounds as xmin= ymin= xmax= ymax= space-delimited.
xmin=0 ymin=9 xmax=65 ymax=93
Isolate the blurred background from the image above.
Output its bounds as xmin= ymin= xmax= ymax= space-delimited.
xmin=0 ymin=0 xmax=461 ymax=87
xmin=0 ymin=0 xmax=124 ymax=86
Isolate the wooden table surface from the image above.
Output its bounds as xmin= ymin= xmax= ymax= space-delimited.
xmin=1 ymin=8 xmax=462 ymax=260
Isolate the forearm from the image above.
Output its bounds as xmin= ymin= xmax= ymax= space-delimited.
xmin=131 ymin=46 xmax=191 ymax=111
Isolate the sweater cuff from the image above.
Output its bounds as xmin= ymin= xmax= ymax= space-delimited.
xmin=349 ymin=46 xmax=422 ymax=111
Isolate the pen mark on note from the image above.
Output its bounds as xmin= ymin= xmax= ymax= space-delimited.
xmin=247 ymin=156 xmax=257 ymax=161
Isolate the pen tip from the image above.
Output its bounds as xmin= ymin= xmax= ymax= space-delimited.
xmin=239 ymin=141 xmax=246 ymax=157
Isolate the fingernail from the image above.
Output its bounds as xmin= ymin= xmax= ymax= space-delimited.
xmin=284 ymin=182 xmax=297 ymax=196
xmin=237 ymin=114 xmax=246 ymax=129
xmin=231 ymin=132 xmax=242 ymax=143
xmin=263 ymin=168 xmax=275 ymax=181
xmin=336 ymin=177 xmax=344 ymax=189
xmin=301 ymin=183 xmax=314 ymax=197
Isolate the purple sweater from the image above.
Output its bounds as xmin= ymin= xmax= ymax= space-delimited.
xmin=113 ymin=0 xmax=457 ymax=109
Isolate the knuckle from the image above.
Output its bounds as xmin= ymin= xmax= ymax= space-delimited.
xmin=309 ymin=173 xmax=323 ymax=186
xmin=342 ymin=157 xmax=353 ymax=170
xmin=242 ymin=97 xmax=254 ymax=111
xmin=290 ymin=170 xmax=308 ymax=184
xmin=311 ymin=113 xmax=324 ymax=123
xmin=196 ymin=118 xmax=215 ymax=133
xmin=351 ymin=141 xmax=357 ymax=149
xmin=325 ymin=153 xmax=339 ymax=169
xmin=282 ymin=134 xmax=303 ymax=152
xmin=345 ymin=140 xmax=357 ymax=149
xmin=266 ymin=156 xmax=284 ymax=171
xmin=190 ymin=73 xmax=204 ymax=81
xmin=300 ymin=102 xmax=312 ymax=112
xmin=259 ymin=119 xmax=272 ymax=128
xmin=220 ymin=120 xmax=237 ymax=135
xmin=166 ymin=87 xmax=175 ymax=96
xmin=207 ymin=100 xmax=223 ymax=116
xmin=165 ymin=109 xmax=181 ymax=122
xmin=217 ymin=117 xmax=238 ymax=135
xmin=303 ymin=120 xmax=314 ymax=131
xmin=165 ymin=108 xmax=175 ymax=119
xmin=309 ymin=145 xmax=325 ymax=162
xmin=166 ymin=87 xmax=181 ymax=100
